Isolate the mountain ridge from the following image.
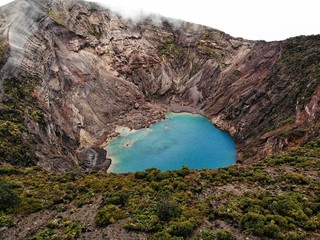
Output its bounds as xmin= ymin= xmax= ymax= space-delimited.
xmin=0 ymin=0 xmax=319 ymax=172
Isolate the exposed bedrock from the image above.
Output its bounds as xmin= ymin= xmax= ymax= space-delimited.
xmin=0 ymin=0 xmax=319 ymax=171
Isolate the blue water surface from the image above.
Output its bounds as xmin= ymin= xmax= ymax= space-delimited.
xmin=107 ymin=113 xmax=237 ymax=173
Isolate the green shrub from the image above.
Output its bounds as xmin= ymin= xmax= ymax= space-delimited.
xmin=104 ymin=190 xmax=130 ymax=206
xmin=215 ymin=229 xmax=235 ymax=240
xmin=200 ymin=229 xmax=215 ymax=240
xmin=150 ymin=231 xmax=172 ymax=240
xmin=304 ymin=214 xmax=320 ymax=230
xmin=167 ymin=219 xmax=197 ymax=238
xmin=134 ymin=171 xmax=148 ymax=179
xmin=64 ymin=220 xmax=86 ymax=239
xmin=155 ymin=199 xmax=181 ymax=221
xmin=0 ymin=212 xmax=15 ymax=227
xmin=125 ymin=214 xmax=162 ymax=232
xmin=174 ymin=165 xmax=190 ymax=177
xmin=241 ymin=212 xmax=266 ymax=236
xmin=30 ymin=228 xmax=58 ymax=240
xmin=0 ymin=180 xmax=20 ymax=211
xmin=283 ymin=230 xmax=306 ymax=240
xmin=31 ymin=217 xmax=86 ymax=240
xmin=270 ymin=194 xmax=308 ymax=221
xmin=263 ymin=221 xmax=281 ymax=238
xmin=95 ymin=204 xmax=126 ymax=227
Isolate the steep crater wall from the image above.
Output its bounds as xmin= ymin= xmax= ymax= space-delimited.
xmin=0 ymin=0 xmax=319 ymax=171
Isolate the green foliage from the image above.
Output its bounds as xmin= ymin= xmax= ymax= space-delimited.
xmin=103 ymin=190 xmax=130 ymax=207
xmin=3 ymin=77 xmax=38 ymax=101
xmin=64 ymin=220 xmax=86 ymax=239
xmin=134 ymin=171 xmax=148 ymax=179
xmin=125 ymin=214 xmax=162 ymax=232
xmin=0 ymin=77 xmax=43 ymax=166
xmin=0 ymin=137 xmax=319 ymax=239
xmin=159 ymin=41 xmax=183 ymax=59
xmin=304 ymin=214 xmax=320 ymax=230
xmin=0 ymin=212 xmax=15 ymax=227
xmin=0 ymin=121 xmax=34 ymax=166
xmin=30 ymin=216 xmax=86 ymax=240
xmin=167 ymin=219 xmax=197 ymax=238
xmin=31 ymin=110 xmax=46 ymax=126
xmin=155 ymin=199 xmax=181 ymax=221
xmin=200 ymin=230 xmax=215 ymax=240
xmin=95 ymin=204 xmax=126 ymax=227
xmin=149 ymin=231 xmax=173 ymax=240
xmin=214 ymin=230 xmax=235 ymax=240
xmin=30 ymin=228 xmax=58 ymax=240
xmin=175 ymin=165 xmax=190 ymax=177
xmin=0 ymin=38 xmax=8 ymax=66
xmin=0 ymin=180 xmax=20 ymax=211
xmin=241 ymin=212 xmax=267 ymax=236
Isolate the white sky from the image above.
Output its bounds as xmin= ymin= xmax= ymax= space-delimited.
xmin=0 ymin=0 xmax=319 ymax=41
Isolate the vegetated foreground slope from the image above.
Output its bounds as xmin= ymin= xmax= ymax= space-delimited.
xmin=0 ymin=0 xmax=319 ymax=171
xmin=0 ymin=140 xmax=319 ymax=239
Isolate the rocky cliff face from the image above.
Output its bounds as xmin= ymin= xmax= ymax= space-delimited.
xmin=0 ymin=0 xmax=319 ymax=171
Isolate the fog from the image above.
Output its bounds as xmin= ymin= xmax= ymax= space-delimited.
xmin=88 ymin=0 xmax=320 ymax=41
xmin=0 ymin=0 xmax=319 ymax=41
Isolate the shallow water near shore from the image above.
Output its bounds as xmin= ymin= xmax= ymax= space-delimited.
xmin=107 ymin=113 xmax=237 ymax=173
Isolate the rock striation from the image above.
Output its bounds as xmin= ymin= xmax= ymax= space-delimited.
xmin=0 ymin=0 xmax=319 ymax=171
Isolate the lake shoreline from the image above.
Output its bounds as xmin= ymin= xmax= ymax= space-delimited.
xmin=106 ymin=112 xmax=237 ymax=173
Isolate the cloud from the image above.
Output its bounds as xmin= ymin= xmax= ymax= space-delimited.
xmin=87 ymin=0 xmax=320 ymax=41
xmin=91 ymin=0 xmax=157 ymax=23
xmin=1 ymin=0 xmax=319 ymax=41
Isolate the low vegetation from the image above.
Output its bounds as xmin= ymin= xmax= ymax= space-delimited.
xmin=0 ymin=38 xmax=8 ymax=66
xmin=0 ymin=140 xmax=319 ymax=239
xmin=30 ymin=216 xmax=86 ymax=240
xmin=0 ymin=76 xmax=44 ymax=166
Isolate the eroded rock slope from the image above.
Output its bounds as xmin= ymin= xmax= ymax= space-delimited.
xmin=0 ymin=0 xmax=319 ymax=171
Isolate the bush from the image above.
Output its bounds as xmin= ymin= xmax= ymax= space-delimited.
xmin=134 ymin=171 xmax=148 ymax=179
xmin=174 ymin=165 xmax=190 ymax=177
xmin=0 ymin=121 xmax=31 ymax=166
xmin=304 ymin=214 xmax=320 ymax=230
xmin=150 ymin=231 xmax=172 ymax=240
xmin=30 ymin=228 xmax=58 ymax=240
xmin=215 ymin=229 xmax=235 ymax=240
xmin=155 ymin=199 xmax=181 ymax=221
xmin=125 ymin=214 xmax=162 ymax=232
xmin=150 ymin=231 xmax=184 ymax=240
xmin=0 ymin=212 xmax=15 ymax=227
xmin=0 ymin=180 xmax=20 ymax=211
xmin=95 ymin=204 xmax=126 ymax=227
xmin=64 ymin=220 xmax=86 ymax=239
xmin=31 ymin=217 xmax=86 ymax=240
xmin=168 ymin=219 xmax=197 ymax=238
xmin=104 ymin=190 xmax=130 ymax=207
xmin=241 ymin=212 xmax=266 ymax=236
xmin=200 ymin=230 xmax=215 ymax=240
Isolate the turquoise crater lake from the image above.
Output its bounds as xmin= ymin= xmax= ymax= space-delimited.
xmin=107 ymin=113 xmax=237 ymax=173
